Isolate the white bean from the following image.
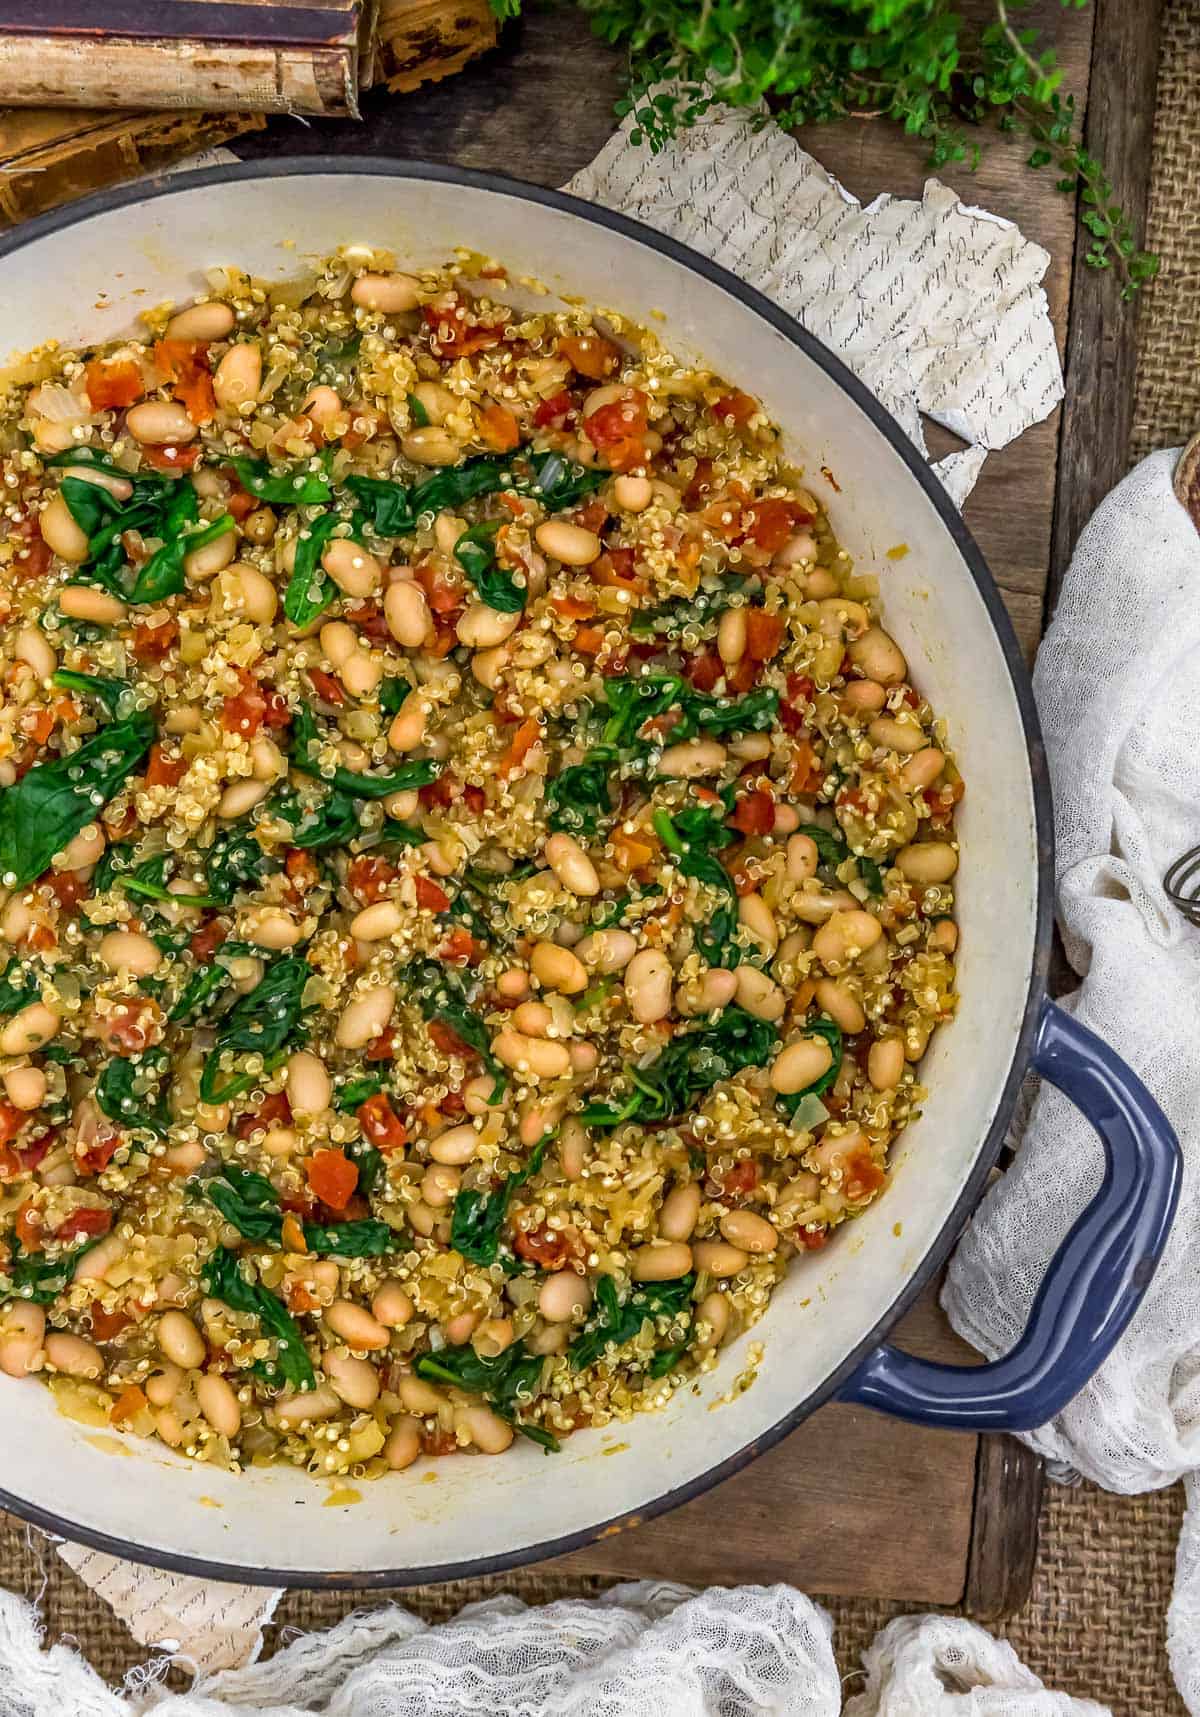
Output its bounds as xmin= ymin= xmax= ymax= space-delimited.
xmin=15 ymin=626 xmax=55 ymax=680
xmin=196 ymin=1373 xmax=242 ymax=1438
xmin=326 ymin=1300 xmax=390 ymax=1351
xmin=545 ymin=832 xmax=599 ymax=897
xmin=166 ymin=301 xmax=235 ymax=341
xmin=184 ymin=526 xmax=237 ymax=581
xmin=3 ymin=1065 xmax=44 ymax=1111
xmin=351 ymin=272 xmax=422 ymax=313
xmin=538 ymin=1272 xmax=592 ymax=1322
xmin=0 ymin=1004 xmax=58 ymax=1056
xmin=624 ymin=948 xmax=672 ymax=1023
xmin=385 ymin=1417 xmax=422 ymax=1469
xmin=734 ymin=967 xmax=785 ymax=1023
xmin=125 ymin=400 xmax=197 ymax=445
xmin=897 ymin=841 xmax=959 ymax=884
xmin=350 ymin=901 xmax=404 ymax=941
xmin=429 ymin=1123 xmax=480 ymax=1165
xmin=457 ymin=603 xmax=521 ymax=648
xmin=336 ymin=983 xmax=396 ymax=1049
xmin=660 ymin=1184 xmax=701 ymax=1242
xmin=0 ymin=1303 xmax=44 ymax=1377
xmin=372 ymin=1284 xmax=414 ymax=1329
xmin=58 ymin=584 xmax=126 ymax=623
xmin=218 ymin=778 xmax=270 ymax=819
xmin=213 ymin=341 xmax=262 ymax=411
xmin=322 ymin=538 xmax=382 ymax=599
xmin=273 ymin=1384 xmax=341 ymax=1428
xmin=286 ymin=1051 xmax=331 ymax=1115
xmin=613 ymin=474 xmax=652 ymax=512
xmin=631 ymin=1242 xmax=693 ymax=1281
xmin=39 ymin=493 xmax=89 ymax=563
xmin=657 ymin=739 xmax=727 ymax=778
xmin=576 ymin=929 xmax=637 ymax=972
xmin=384 ymin=580 xmax=431 ymax=648
xmin=720 ymin=1210 xmax=777 ymax=1254
xmin=770 ymin=1035 xmax=835 ymax=1094
xmin=44 ymin=1332 xmax=102 ymax=1378
xmin=157 ymin=1310 xmax=205 ymax=1369
xmin=530 ymin=941 xmax=588 ymax=995
xmin=492 ymin=1029 xmax=571 ymax=1079
xmin=535 ymin=520 xmax=601 ymax=566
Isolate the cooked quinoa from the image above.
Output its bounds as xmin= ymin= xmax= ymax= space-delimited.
xmin=0 ymin=247 xmax=960 ymax=1476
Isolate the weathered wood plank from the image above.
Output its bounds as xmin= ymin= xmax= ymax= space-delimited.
xmin=1049 ymin=0 xmax=1164 ymax=616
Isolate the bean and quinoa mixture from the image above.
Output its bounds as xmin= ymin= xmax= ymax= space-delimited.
xmin=0 ymin=248 xmax=960 ymax=1476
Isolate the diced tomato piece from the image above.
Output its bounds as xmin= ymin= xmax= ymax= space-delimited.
xmin=189 ymin=916 xmax=228 ymax=961
xmin=84 ymin=358 xmax=145 ymax=411
xmin=20 ymin=706 xmax=55 ymax=747
xmin=684 ymin=646 xmax=723 ymax=693
xmin=721 ymin=1160 xmax=760 ymax=1197
xmin=419 ymin=773 xmax=458 ymax=809
xmin=286 ymin=1279 xmax=317 ymax=1313
xmin=15 ymin=1200 xmax=43 ymax=1252
xmin=93 ymin=997 xmax=161 ymax=1057
xmin=153 ymin=339 xmax=216 ymax=425
xmin=789 ymin=739 xmax=823 ymax=795
xmin=39 ymin=868 xmax=90 ymax=913
xmin=726 ymin=656 xmax=760 ymax=694
xmin=358 ymin=1092 xmax=408 ymax=1154
xmin=13 ymin=526 xmax=52 ymax=580
xmin=745 ymin=609 xmax=785 ymax=661
xmin=743 ymin=497 xmax=809 ymax=554
xmin=477 ymin=402 xmax=521 ymax=452
xmin=141 ymin=442 xmax=202 ymax=472
xmin=731 ymin=787 xmax=775 ymax=837
xmin=583 ymin=390 xmax=650 ymax=471
xmin=534 ymin=390 xmax=575 ymax=428
xmin=235 ymin=1091 xmax=292 ymax=1140
xmin=550 ymin=594 xmax=596 ymax=621
xmin=592 ymin=547 xmax=642 ymax=592
xmin=462 ymin=784 xmax=484 ymax=816
xmin=75 ymin=1122 xmax=123 ymax=1173
xmin=559 ymin=331 xmax=621 ymax=379
xmin=108 ymin=1381 xmax=145 ymax=1422
xmin=285 ymin=848 xmax=321 ymax=897
xmin=222 ymin=671 xmax=267 ymax=736
xmin=93 ymin=1302 xmax=135 ymax=1343
xmin=611 ymin=828 xmax=655 ymax=874
xmin=428 ymin=1018 xmax=475 ymax=1061
xmin=348 ymin=854 xmax=400 ymax=906
xmin=0 ymin=1105 xmax=24 ymax=1147
xmin=414 ymin=558 xmax=464 ymax=618
xmin=308 ymin=666 xmax=344 ymax=706
xmin=422 ymin=298 xmax=504 ymax=359
xmin=571 ymin=625 xmax=605 ymax=656
xmin=365 ymin=1025 xmax=397 ymax=1062
xmin=56 ymin=1205 xmax=112 ymax=1243
xmin=18 ymin=1133 xmax=53 ymax=1174
xmin=440 ymin=925 xmax=484 ymax=966
xmin=797 ymin=1224 xmax=829 ymax=1251
xmin=305 ymin=1148 xmax=358 ymax=1212
xmin=415 ymin=875 xmax=450 ymax=914
xmin=684 ymin=457 xmax=716 ymax=510
xmin=573 ymin=498 xmax=609 ymax=535
xmin=712 ymin=390 xmax=757 ymax=426
xmin=131 ymin=618 xmax=179 ymax=662
xmin=780 ymin=677 xmax=814 ymax=735
xmin=0 ymin=1145 xmax=24 ymax=1181
xmin=841 ymin=1143 xmax=887 ymax=1203
xmin=513 ymin=1222 xmax=572 ymax=1269
xmin=498 ymin=717 xmax=540 ymax=779
xmin=144 ymin=743 xmax=186 ymax=789
xmin=226 ymin=487 xmax=257 ymax=523
xmin=342 ymin=602 xmax=391 ymax=645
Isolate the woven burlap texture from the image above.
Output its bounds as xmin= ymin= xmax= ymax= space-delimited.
xmin=2 ymin=3 xmax=1196 ymax=1712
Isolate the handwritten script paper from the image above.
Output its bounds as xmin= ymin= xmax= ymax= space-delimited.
xmin=567 ymin=105 xmax=1063 ymax=506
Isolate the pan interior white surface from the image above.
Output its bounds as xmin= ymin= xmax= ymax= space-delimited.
xmin=0 ymin=168 xmax=1039 ymax=1578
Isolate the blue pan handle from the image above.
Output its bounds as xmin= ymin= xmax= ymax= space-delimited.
xmin=837 ymin=999 xmax=1181 ymax=1431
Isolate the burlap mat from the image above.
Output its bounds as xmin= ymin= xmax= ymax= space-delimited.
xmin=2 ymin=3 xmax=1196 ymax=1710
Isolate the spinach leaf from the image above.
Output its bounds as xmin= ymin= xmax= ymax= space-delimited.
xmin=580 ymin=1006 xmax=777 ymax=1129
xmin=0 ymin=1236 xmax=106 ymax=1306
xmin=376 ymin=819 xmax=427 ymax=852
xmin=206 ymin=1165 xmax=283 ymax=1243
xmin=600 ymin=676 xmax=778 ymax=751
xmin=314 ymin=333 xmax=362 ymax=385
xmin=568 ymin=1274 xmax=695 ymax=1371
xmin=545 ymin=759 xmax=613 ymax=838
xmin=523 ymin=449 xmax=605 ymax=511
xmin=652 ymin=805 xmax=739 ymax=967
xmin=858 ymin=855 xmax=885 ymax=896
xmin=450 ymin=1135 xmax=549 ymax=1266
xmin=404 ymin=959 xmax=505 ymax=1098
xmin=601 ymin=676 xmax=684 ymax=749
xmin=169 ymin=941 xmax=255 ymax=1024
xmin=204 ymin=1245 xmax=315 ymax=1390
xmin=271 ymin=786 xmax=359 ymax=850
xmin=796 ymin=823 xmax=883 ymax=895
xmin=128 ymin=499 xmax=235 ymax=606
xmin=679 ymin=684 xmax=779 ymax=740
xmin=777 ymin=1018 xmax=844 ymax=1121
xmin=305 ymin=1219 xmax=399 ymax=1258
xmin=628 ymin=577 xmax=751 ymax=640
xmin=291 ymin=704 xmax=440 ymax=800
xmin=95 ymin=1048 xmax=170 ymax=1136
xmin=415 ymin=1339 xmax=547 ymax=1423
xmin=206 ymin=828 xmax=276 ymax=903
xmin=283 ymin=511 xmax=340 ymax=627
xmin=349 ymin=1141 xmax=384 ymax=1197
xmin=199 ymin=955 xmax=311 ymax=1104
xmin=226 ymin=455 xmax=332 ymax=507
xmin=118 ymin=852 xmax=216 ymax=909
xmin=206 ymin=1165 xmax=398 ymax=1256
xmin=406 ymin=390 xmax=430 ymax=427
xmin=0 ymin=961 xmax=40 ymax=1016
xmin=333 ymin=1073 xmax=385 ymax=1112
xmin=379 ymin=675 xmax=411 ymax=722
xmin=51 ymin=669 xmax=127 ymax=718
xmin=0 ymin=709 xmax=154 ymax=889
xmin=454 ymin=522 xmax=525 ymax=614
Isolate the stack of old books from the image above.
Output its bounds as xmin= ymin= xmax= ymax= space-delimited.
xmin=0 ymin=0 xmax=499 ymax=226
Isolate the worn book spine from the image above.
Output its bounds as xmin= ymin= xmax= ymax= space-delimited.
xmin=0 ymin=3 xmax=364 ymax=116
xmin=371 ymin=0 xmax=497 ymax=92
xmin=0 ymin=109 xmax=265 ymax=229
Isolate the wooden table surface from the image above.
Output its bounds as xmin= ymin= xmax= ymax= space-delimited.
xmin=232 ymin=0 xmax=1157 ymax=1613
